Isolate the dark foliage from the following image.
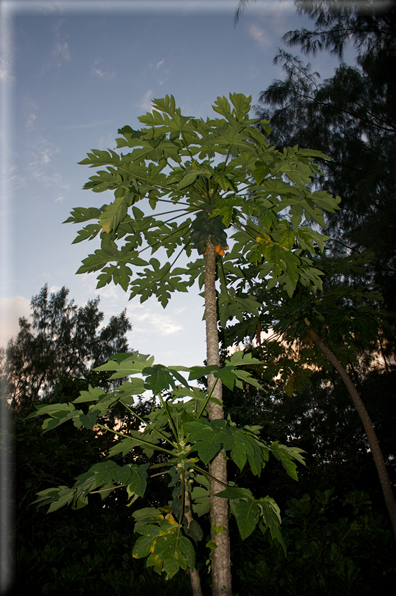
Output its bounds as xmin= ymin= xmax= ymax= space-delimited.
xmin=232 ymin=488 xmax=396 ymax=596
xmin=255 ymin=1 xmax=396 ymax=341
xmin=8 ymin=377 xmax=193 ymax=595
xmin=1 ymin=284 xmax=131 ymax=411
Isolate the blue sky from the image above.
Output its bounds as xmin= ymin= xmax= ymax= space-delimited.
xmin=0 ymin=0 xmax=355 ymax=366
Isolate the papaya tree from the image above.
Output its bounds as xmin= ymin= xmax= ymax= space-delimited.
xmin=29 ymin=94 xmax=340 ymax=596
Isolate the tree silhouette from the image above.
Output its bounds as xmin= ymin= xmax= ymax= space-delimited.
xmin=1 ymin=284 xmax=131 ymax=411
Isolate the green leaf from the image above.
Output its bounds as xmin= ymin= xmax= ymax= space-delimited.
xmin=226 ymin=351 xmax=261 ymax=366
xmin=73 ymin=385 xmax=106 ymax=403
xmin=223 ymin=428 xmax=257 ymax=471
xmin=216 ymin=486 xmax=253 ymax=500
xmin=232 ymin=499 xmax=260 ymax=540
xmin=184 ymin=419 xmax=228 ymax=464
xmin=107 ymin=438 xmax=141 ymax=458
xmin=133 ymin=519 xmax=195 ymax=580
xmin=47 ymin=490 xmax=75 ymax=513
xmin=185 ymin=519 xmax=203 ymax=543
xmin=99 ymin=195 xmax=128 ymax=233
xmin=257 ymin=497 xmax=286 ymax=554
xmin=270 ymin=442 xmax=305 ymax=481
xmin=191 ymin=487 xmax=210 ymax=517
xmin=143 ymin=364 xmax=179 ymax=394
xmin=132 ymin=524 xmax=163 ymax=558
xmin=229 ymin=92 xmax=252 ymax=119
xmin=126 ymin=463 xmax=149 ymax=499
xmin=79 ymin=411 xmax=99 ymax=430
xmin=217 ymin=489 xmax=262 ymax=541
xmin=133 ymin=507 xmax=165 ymax=531
xmin=232 ymin=369 xmax=263 ymax=390
xmin=212 ymin=95 xmax=232 ymax=118
xmin=94 ymin=352 xmax=155 ymax=377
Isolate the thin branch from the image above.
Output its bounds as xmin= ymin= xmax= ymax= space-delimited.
xmin=120 ymin=400 xmax=177 ymax=448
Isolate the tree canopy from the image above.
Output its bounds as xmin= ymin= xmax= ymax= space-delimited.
xmin=1 ymin=284 xmax=131 ymax=411
xmin=254 ymin=1 xmax=396 ymax=334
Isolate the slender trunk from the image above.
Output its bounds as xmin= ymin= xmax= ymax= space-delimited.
xmin=185 ymin=487 xmax=204 ymax=596
xmin=205 ymin=239 xmax=232 ymax=596
xmin=188 ymin=568 xmax=204 ymax=596
xmin=308 ymin=328 xmax=396 ymax=539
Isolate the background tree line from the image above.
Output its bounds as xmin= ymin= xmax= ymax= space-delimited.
xmin=2 ymin=1 xmax=396 ymax=593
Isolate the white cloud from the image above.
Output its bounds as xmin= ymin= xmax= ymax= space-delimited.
xmin=92 ymin=67 xmax=116 ymax=81
xmin=153 ymin=58 xmax=169 ymax=85
xmin=249 ymin=23 xmax=273 ymax=49
xmin=24 ymin=137 xmax=69 ymax=191
xmin=95 ymin=285 xmax=121 ymax=300
xmin=0 ymin=61 xmax=14 ymax=82
xmin=0 ymin=296 xmax=31 ymax=347
xmin=127 ymin=305 xmax=183 ymax=337
xmin=48 ymin=285 xmax=61 ymax=293
xmin=139 ymin=90 xmax=153 ymax=113
xmin=26 ymin=136 xmax=69 ymax=189
xmin=41 ymin=34 xmax=71 ymax=74
xmin=53 ymin=41 xmax=71 ymax=65
xmin=26 ymin=111 xmax=37 ymax=128
xmin=97 ymin=132 xmax=117 ymax=151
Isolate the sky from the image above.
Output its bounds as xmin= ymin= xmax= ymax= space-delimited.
xmin=0 ymin=0 xmax=356 ymax=368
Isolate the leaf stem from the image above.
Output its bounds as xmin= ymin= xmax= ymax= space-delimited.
xmin=96 ymin=422 xmax=175 ymax=456
xmin=120 ymin=400 xmax=178 ymax=448
xmin=196 ymin=378 xmax=219 ymax=420
xmin=158 ymin=394 xmax=179 ymax=441
xmin=192 ymin=466 xmax=228 ymax=489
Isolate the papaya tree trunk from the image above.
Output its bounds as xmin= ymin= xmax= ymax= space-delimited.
xmin=308 ymin=328 xmax=396 ymax=539
xmin=205 ymin=239 xmax=232 ymax=596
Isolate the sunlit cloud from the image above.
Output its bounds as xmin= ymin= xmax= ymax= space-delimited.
xmin=0 ymin=296 xmax=31 ymax=347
